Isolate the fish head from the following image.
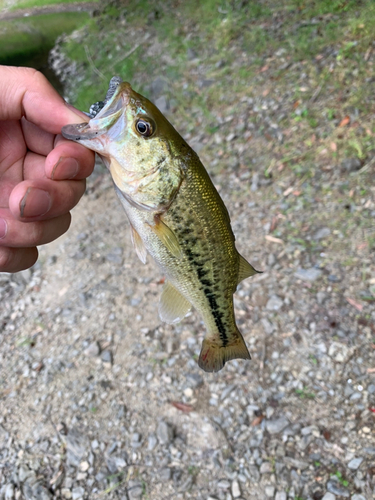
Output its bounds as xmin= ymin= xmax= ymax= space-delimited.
xmin=62 ymin=76 xmax=187 ymax=211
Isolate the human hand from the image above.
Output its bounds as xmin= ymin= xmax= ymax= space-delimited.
xmin=0 ymin=66 xmax=95 ymax=273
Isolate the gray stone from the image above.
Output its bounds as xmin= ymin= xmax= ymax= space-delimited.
xmin=265 ymin=485 xmax=275 ymax=497
xmin=150 ymin=77 xmax=166 ymax=98
xmin=364 ymin=446 xmax=375 ymax=456
xmin=326 ymin=480 xmax=349 ymax=497
xmin=275 ymin=493 xmax=287 ymax=500
xmin=128 ymin=480 xmax=143 ymax=499
xmin=72 ymin=487 xmax=85 ymax=500
xmin=156 ymin=421 xmax=173 ymax=445
xmin=231 ymin=479 xmax=241 ymax=498
xmin=283 ymin=457 xmax=309 ymax=470
xmin=347 ymin=457 xmax=363 ymax=470
xmin=260 ymin=462 xmax=273 ymax=474
xmin=261 ymin=318 xmax=275 ymax=334
xmin=101 ymin=350 xmax=113 ymax=364
xmin=147 ymin=434 xmax=157 ymax=450
xmin=266 ymin=295 xmax=283 ymax=311
xmin=4 ymin=484 xmax=14 ymax=500
xmin=248 ymin=465 xmax=260 ymax=482
xmin=322 ymin=493 xmax=336 ymax=500
xmin=84 ymin=341 xmax=100 ymax=357
xmin=314 ymin=227 xmax=331 ymax=240
xmin=185 ymin=373 xmax=204 ymax=388
xmin=328 ymin=342 xmax=349 ymax=363
xmin=265 ymin=417 xmax=289 ymax=434
xmin=295 ymin=268 xmax=322 ymax=281
xmin=351 ymin=495 xmax=366 ymax=500
xmin=155 ymin=96 xmax=168 ymax=114
xmin=159 ymin=468 xmax=171 ymax=481
xmin=217 ymin=479 xmax=230 ymax=489
xmin=341 ymin=157 xmax=362 ymax=172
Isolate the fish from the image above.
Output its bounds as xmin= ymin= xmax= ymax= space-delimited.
xmin=62 ymin=76 xmax=259 ymax=372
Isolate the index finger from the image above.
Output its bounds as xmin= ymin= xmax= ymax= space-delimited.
xmin=0 ymin=66 xmax=88 ymax=134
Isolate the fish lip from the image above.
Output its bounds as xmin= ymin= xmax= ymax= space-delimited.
xmin=61 ymin=77 xmax=131 ymax=142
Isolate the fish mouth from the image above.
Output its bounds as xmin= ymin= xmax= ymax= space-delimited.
xmin=61 ymin=76 xmax=130 ymax=142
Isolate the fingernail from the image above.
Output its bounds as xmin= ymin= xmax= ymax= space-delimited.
xmin=20 ymin=188 xmax=51 ymax=218
xmin=0 ymin=218 xmax=7 ymax=239
xmin=52 ymin=157 xmax=79 ymax=180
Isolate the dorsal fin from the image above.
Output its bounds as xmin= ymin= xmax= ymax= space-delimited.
xmin=159 ymin=281 xmax=192 ymax=324
xmin=238 ymin=253 xmax=260 ymax=284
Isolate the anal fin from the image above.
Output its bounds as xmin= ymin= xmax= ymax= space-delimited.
xmin=149 ymin=215 xmax=182 ymax=258
xmin=130 ymin=225 xmax=147 ymax=264
xmin=198 ymin=330 xmax=251 ymax=372
xmin=159 ymin=281 xmax=192 ymax=324
xmin=238 ymin=253 xmax=261 ymax=284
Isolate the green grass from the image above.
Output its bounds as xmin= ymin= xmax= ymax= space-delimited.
xmin=7 ymin=0 xmax=98 ymax=10
xmin=0 ymin=12 xmax=90 ymax=65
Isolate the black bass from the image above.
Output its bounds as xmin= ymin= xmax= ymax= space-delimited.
xmin=62 ymin=76 xmax=258 ymax=372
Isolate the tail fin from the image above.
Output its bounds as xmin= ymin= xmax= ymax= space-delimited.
xmin=198 ymin=331 xmax=251 ymax=373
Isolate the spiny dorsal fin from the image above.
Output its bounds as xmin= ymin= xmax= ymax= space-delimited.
xmin=130 ymin=224 xmax=147 ymax=264
xmin=237 ymin=253 xmax=260 ymax=284
xmin=149 ymin=216 xmax=182 ymax=258
xmin=159 ymin=281 xmax=192 ymax=324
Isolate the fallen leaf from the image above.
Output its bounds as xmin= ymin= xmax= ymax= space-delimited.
xmin=330 ymin=142 xmax=337 ymax=152
xmin=265 ymin=235 xmax=284 ymax=245
xmin=293 ymin=100 xmax=300 ymax=109
xmin=170 ymin=401 xmax=194 ymax=413
xmin=283 ymin=186 xmax=294 ymax=196
xmin=322 ymin=429 xmax=331 ymax=441
xmin=270 ymin=216 xmax=278 ymax=232
xmin=338 ymin=115 xmax=350 ymax=127
xmin=262 ymin=88 xmax=270 ymax=97
xmin=260 ymin=64 xmax=269 ymax=73
xmin=251 ymin=415 xmax=264 ymax=426
xmin=292 ymin=190 xmax=302 ymax=196
xmin=367 ymin=367 xmax=375 ymax=373
xmin=346 ymin=297 xmax=363 ymax=311
xmin=357 ymin=242 xmax=368 ymax=250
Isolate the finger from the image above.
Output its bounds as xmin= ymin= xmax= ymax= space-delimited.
xmin=45 ymin=136 xmax=95 ymax=181
xmin=0 ymin=246 xmax=38 ymax=273
xmin=0 ymin=119 xmax=25 ymax=177
xmin=23 ymin=151 xmax=46 ymax=180
xmin=0 ymin=209 xmax=71 ymax=247
xmin=21 ymin=117 xmax=54 ymax=156
xmin=8 ymin=178 xmax=86 ymax=221
xmin=0 ymin=66 xmax=89 ymax=134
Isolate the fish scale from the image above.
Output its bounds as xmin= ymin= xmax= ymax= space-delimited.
xmin=62 ymin=76 xmax=259 ymax=372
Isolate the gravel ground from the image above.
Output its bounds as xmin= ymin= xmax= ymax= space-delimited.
xmin=1 ymin=8 xmax=375 ymax=499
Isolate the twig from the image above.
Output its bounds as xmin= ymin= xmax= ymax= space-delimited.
xmin=84 ymin=44 xmax=106 ymax=80
xmin=310 ymin=83 xmax=323 ymax=103
xmin=356 ymin=156 xmax=375 ymax=175
xmin=111 ymin=34 xmax=151 ymax=68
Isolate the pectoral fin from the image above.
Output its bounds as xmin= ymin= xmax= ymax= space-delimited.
xmin=149 ymin=216 xmax=182 ymax=258
xmin=159 ymin=281 xmax=192 ymax=324
xmin=237 ymin=253 xmax=260 ymax=284
xmin=130 ymin=225 xmax=147 ymax=264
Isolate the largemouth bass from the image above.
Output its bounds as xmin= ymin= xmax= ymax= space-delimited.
xmin=62 ymin=76 xmax=259 ymax=372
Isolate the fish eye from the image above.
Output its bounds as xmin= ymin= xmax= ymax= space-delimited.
xmin=135 ymin=118 xmax=155 ymax=137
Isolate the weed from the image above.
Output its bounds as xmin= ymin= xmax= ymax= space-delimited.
xmin=331 ymin=470 xmax=349 ymax=487
xmin=295 ymin=387 xmax=315 ymax=399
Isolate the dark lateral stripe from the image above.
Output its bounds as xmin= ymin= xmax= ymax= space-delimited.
xmin=185 ymin=245 xmax=229 ymax=346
